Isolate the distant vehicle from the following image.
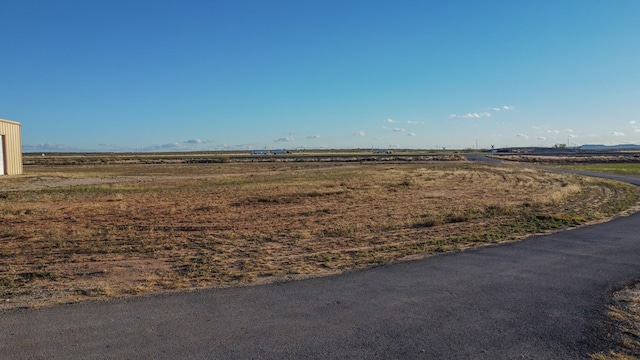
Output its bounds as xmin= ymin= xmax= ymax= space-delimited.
xmin=373 ymin=149 xmax=392 ymax=154
xmin=250 ymin=150 xmax=269 ymax=155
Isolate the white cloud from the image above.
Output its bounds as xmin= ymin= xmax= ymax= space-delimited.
xmin=99 ymin=143 xmax=113 ymax=147
xmin=630 ymin=120 xmax=637 ymax=125
xmin=274 ymin=137 xmax=295 ymax=142
xmin=406 ymin=120 xmax=423 ymax=124
xmin=565 ymin=129 xmax=574 ymax=133
xmin=181 ymin=139 xmax=212 ymax=146
xmin=139 ymin=141 xmax=216 ymax=152
xmin=161 ymin=142 xmax=186 ymax=149
xmin=306 ymin=135 xmax=320 ymax=139
xmin=489 ymin=105 xmax=515 ymax=111
xmin=386 ymin=118 xmax=396 ymax=123
xmin=449 ymin=112 xmax=492 ymax=119
xmin=634 ymin=129 xmax=640 ymax=133
xmin=548 ymin=130 xmax=560 ymax=134
xmin=536 ymin=136 xmax=546 ymax=140
xmin=408 ymin=133 xmax=416 ymax=137
xmin=23 ymin=143 xmax=77 ymax=152
xmin=610 ymin=131 xmax=626 ymax=136
xmin=568 ymin=134 xmax=576 ymax=138
xmin=393 ymin=128 xmax=405 ymax=132
xmin=516 ymin=133 xmax=528 ymax=139
xmin=353 ymin=131 xmax=366 ymax=137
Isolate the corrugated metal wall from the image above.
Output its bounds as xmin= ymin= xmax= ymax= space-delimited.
xmin=0 ymin=119 xmax=23 ymax=175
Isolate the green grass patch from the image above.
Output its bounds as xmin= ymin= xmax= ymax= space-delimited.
xmin=555 ymin=163 xmax=640 ymax=176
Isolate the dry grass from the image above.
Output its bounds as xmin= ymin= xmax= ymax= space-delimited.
xmin=592 ymin=283 xmax=640 ymax=360
xmin=1 ymin=162 xmax=638 ymax=310
xmin=492 ymin=154 xmax=640 ymax=165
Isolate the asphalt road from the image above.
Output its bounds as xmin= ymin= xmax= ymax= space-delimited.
xmin=2 ymin=159 xmax=639 ymax=359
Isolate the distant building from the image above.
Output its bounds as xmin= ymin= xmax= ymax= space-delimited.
xmin=0 ymin=119 xmax=22 ymax=175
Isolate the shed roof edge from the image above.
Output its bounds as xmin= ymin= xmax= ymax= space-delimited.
xmin=0 ymin=119 xmax=21 ymax=126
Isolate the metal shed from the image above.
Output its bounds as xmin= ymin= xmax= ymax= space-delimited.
xmin=0 ymin=119 xmax=23 ymax=175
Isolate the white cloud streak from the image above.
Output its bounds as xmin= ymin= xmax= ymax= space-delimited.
xmin=274 ymin=137 xmax=295 ymax=142
xmin=161 ymin=142 xmax=186 ymax=149
xmin=489 ymin=105 xmax=515 ymax=111
xmin=353 ymin=131 xmax=366 ymax=137
xmin=449 ymin=112 xmax=492 ymax=119
xmin=451 ymin=105 xmax=514 ymax=120
xmin=23 ymin=143 xmax=77 ymax=152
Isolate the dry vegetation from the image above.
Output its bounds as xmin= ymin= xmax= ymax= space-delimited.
xmin=1 ymin=162 xmax=639 ymax=311
xmin=22 ymin=150 xmax=466 ymax=166
xmin=493 ymin=154 xmax=640 ymax=165
xmin=592 ymin=283 xmax=640 ymax=360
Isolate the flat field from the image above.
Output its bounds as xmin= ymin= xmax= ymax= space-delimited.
xmin=555 ymin=163 xmax=640 ymax=176
xmin=1 ymin=161 xmax=638 ymax=310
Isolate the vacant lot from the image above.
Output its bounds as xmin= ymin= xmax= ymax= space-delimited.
xmin=1 ymin=162 xmax=638 ymax=310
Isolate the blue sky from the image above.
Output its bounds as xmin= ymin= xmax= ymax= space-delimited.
xmin=2 ymin=0 xmax=639 ymax=152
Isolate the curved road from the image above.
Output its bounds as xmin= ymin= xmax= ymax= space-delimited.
xmin=2 ymin=158 xmax=640 ymax=359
